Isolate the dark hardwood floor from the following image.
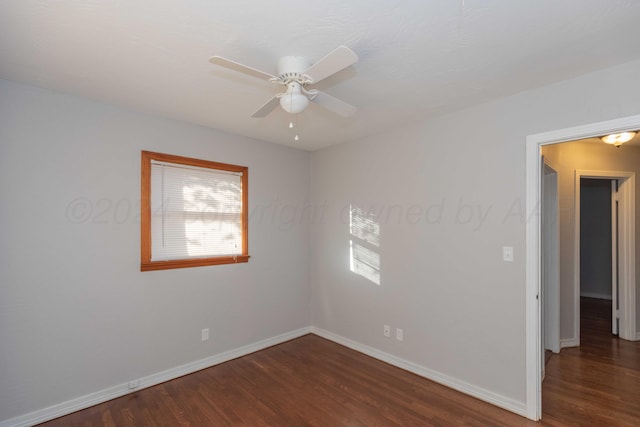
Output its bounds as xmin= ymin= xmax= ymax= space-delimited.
xmin=541 ymin=297 xmax=640 ymax=426
xmin=37 ymin=299 xmax=639 ymax=426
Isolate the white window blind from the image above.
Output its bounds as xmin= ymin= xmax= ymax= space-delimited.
xmin=150 ymin=160 xmax=243 ymax=261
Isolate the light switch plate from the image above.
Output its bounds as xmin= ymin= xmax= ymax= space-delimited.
xmin=503 ymin=246 xmax=514 ymax=262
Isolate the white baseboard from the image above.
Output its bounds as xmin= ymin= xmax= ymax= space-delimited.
xmin=580 ymin=292 xmax=612 ymax=300
xmin=2 ymin=326 xmax=532 ymax=426
xmin=560 ymin=337 xmax=579 ymax=348
xmin=0 ymin=327 xmax=311 ymax=427
xmin=561 ymin=333 xmax=640 ymax=344
xmin=310 ymin=327 xmax=528 ymax=418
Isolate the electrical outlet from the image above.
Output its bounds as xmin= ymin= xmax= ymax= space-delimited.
xmin=201 ymin=328 xmax=209 ymax=341
xmin=396 ymin=328 xmax=403 ymax=341
xmin=384 ymin=324 xmax=391 ymax=337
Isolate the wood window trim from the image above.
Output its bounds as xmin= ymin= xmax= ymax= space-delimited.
xmin=140 ymin=150 xmax=249 ymax=271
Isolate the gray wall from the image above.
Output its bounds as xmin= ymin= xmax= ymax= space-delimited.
xmin=311 ymin=59 xmax=640 ymax=406
xmin=580 ymin=179 xmax=613 ymax=300
xmin=0 ymin=79 xmax=312 ymax=421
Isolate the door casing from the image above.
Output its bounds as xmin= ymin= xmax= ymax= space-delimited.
xmin=525 ymin=113 xmax=640 ymax=421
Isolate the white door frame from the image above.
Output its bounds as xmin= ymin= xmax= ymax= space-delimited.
xmin=525 ymin=113 xmax=640 ymax=421
xmin=574 ymin=170 xmax=635 ymax=342
xmin=612 ymin=179 xmax=619 ymax=336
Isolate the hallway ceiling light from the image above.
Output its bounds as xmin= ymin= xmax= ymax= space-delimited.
xmin=600 ymin=131 xmax=636 ymax=147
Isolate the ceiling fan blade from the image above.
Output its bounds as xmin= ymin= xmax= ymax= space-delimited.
xmin=209 ymin=56 xmax=276 ymax=81
xmin=312 ymin=91 xmax=357 ymax=118
xmin=303 ymin=46 xmax=358 ymax=84
xmin=251 ymin=95 xmax=280 ymax=118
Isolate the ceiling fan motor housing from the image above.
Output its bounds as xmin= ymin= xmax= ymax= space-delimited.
xmin=277 ymin=56 xmax=311 ymax=82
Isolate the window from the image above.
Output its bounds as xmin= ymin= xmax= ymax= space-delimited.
xmin=141 ymin=151 xmax=249 ymax=271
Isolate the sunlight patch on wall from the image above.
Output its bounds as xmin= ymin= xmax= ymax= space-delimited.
xmin=349 ymin=205 xmax=381 ymax=285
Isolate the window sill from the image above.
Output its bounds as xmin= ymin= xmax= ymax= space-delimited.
xmin=140 ymin=255 xmax=250 ymax=271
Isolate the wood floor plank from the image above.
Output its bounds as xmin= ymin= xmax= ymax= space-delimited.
xmin=36 ymin=298 xmax=639 ymax=426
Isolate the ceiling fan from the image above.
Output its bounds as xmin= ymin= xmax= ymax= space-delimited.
xmin=209 ymin=46 xmax=358 ymax=118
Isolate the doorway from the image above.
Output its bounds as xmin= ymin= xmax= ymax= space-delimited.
xmin=524 ymin=114 xmax=640 ymax=421
xmin=574 ymin=170 xmax=635 ymax=343
xmin=580 ymin=178 xmax=614 ymax=337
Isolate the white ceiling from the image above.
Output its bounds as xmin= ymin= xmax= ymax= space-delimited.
xmin=2 ymin=1 xmax=640 ymax=151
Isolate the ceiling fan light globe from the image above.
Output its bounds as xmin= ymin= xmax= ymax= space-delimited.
xmin=280 ymin=93 xmax=309 ymax=114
